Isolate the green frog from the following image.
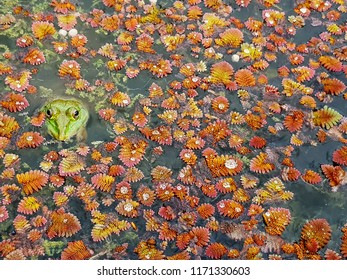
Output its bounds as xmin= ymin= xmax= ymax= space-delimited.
xmin=42 ymin=98 xmax=89 ymax=142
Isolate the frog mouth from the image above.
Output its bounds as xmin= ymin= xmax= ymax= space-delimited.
xmin=57 ymin=135 xmax=69 ymax=141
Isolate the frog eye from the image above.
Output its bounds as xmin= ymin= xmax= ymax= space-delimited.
xmin=46 ymin=109 xmax=52 ymax=118
xmin=68 ymin=107 xmax=80 ymax=119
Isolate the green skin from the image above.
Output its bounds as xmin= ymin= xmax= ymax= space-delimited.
xmin=42 ymin=99 xmax=89 ymax=142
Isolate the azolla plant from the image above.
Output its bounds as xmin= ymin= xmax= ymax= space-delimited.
xmin=0 ymin=0 xmax=347 ymax=260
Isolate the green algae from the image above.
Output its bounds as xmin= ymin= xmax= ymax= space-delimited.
xmin=0 ymin=19 xmax=28 ymax=38
xmin=43 ymin=240 xmax=66 ymax=257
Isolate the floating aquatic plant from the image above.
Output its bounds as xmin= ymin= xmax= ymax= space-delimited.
xmin=313 ymin=106 xmax=342 ymax=129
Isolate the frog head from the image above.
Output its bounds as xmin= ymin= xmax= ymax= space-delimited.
xmin=42 ymin=99 xmax=89 ymax=141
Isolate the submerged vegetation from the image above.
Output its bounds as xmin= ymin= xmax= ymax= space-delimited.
xmin=0 ymin=0 xmax=347 ymax=260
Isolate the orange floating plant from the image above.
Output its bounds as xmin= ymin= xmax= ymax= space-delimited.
xmin=158 ymin=205 xmax=176 ymax=220
xmin=5 ymin=70 xmax=32 ymax=92
xmin=209 ymin=61 xmax=234 ymax=88
xmin=151 ymin=166 xmax=173 ymax=184
xmin=53 ymin=192 xmax=69 ymax=207
xmin=61 ymin=240 xmax=92 ymax=260
xmin=155 ymin=183 xmax=175 ymax=202
xmin=249 ymin=152 xmax=275 ymax=174
xmin=234 ymin=69 xmax=256 ymax=87
xmin=52 ymin=41 xmax=68 ymax=54
xmin=91 ymin=211 xmax=130 ymax=242
xmin=0 ymin=206 xmax=9 ymax=223
xmin=289 ymin=53 xmax=304 ymax=65
xmin=321 ymin=78 xmax=346 ymax=95
xmin=177 ymin=165 xmax=196 ymax=185
xmin=299 ymin=95 xmax=316 ymax=109
xmin=217 ymin=199 xmax=244 ymax=219
xmin=332 ymin=146 xmax=347 ymax=166
xmin=23 ymin=48 xmax=45 ymax=65
xmin=132 ymin=112 xmax=148 ymax=127
xmin=100 ymin=15 xmax=120 ymax=32
xmin=233 ymin=188 xmax=250 ymax=203
xmin=123 ymin=167 xmax=144 ymax=183
xmin=17 ymin=196 xmax=40 ymax=215
xmin=245 ymin=17 xmax=262 ymax=32
xmin=281 ymin=167 xmax=301 ymax=181
xmin=50 ymin=0 xmax=76 ymax=13
xmin=91 ymin=173 xmax=115 ymax=192
xmin=114 ymin=181 xmax=132 ymax=200
xmin=158 ymin=110 xmax=178 ymax=125
xmin=228 ymin=133 xmax=244 ymax=148
xmin=16 ymin=35 xmax=34 ymax=48
xmin=190 ymin=227 xmax=210 ymax=247
xmin=58 ymin=60 xmax=81 ymax=79
xmin=108 ymin=165 xmax=125 ymax=177
xmin=253 ymin=60 xmax=269 ymax=71
xmin=16 ymin=170 xmax=48 ymax=195
xmin=240 ymin=174 xmax=259 ymax=189
xmin=291 ymin=66 xmax=315 ymax=82
xmin=111 ymin=91 xmax=131 ymax=107
xmin=136 ymin=34 xmax=156 ymax=54
xmin=205 ymin=154 xmax=243 ymax=177
xmin=201 ymin=184 xmax=218 ymax=198
xmin=74 ymin=79 xmax=90 ymax=91
xmin=313 ymin=106 xmax=342 ymax=129
xmin=205 ymin=242 xmax=228 ymax=259
xmin=319 ymin=55 xmax=343 ymax=72
xmin=140 ymin=126 xmax=173 ymax=146
xmin=284 ymin=110 xmax=304 ymax=132
xmin=13 ymin=215 xmax=30 ymax=234
xmin=115 ymin=199 xmax=139 ymax=218
xmin=107 ymin=59 xmax=127 ymax=71
xmin=136 ymin=186 xmax=156 ymax=206
xmin=215 ymin=28 xmax=244 ymax=48
xmin=321 ymin=164 xmax=346 ymax=190
xmin=124 ymin=17 xmax=138 ymax=31
xmin=134 ymin=239 xmax=165 ymax=260
xmin=263 ymin=207 xmax=291 ymax=235
xmin=118 ymin=139 xmax=147 ymax=167
xmin=340 ymin=224 xmax=347 ymax=258
xmin=31 ymin=215 xmax=47 ymax=228
xmin=176 ymin=232 xmax=191 ymax=250
xmin=253 ymin=177 xmax=293 ymax=204
xmin=244 ymin=113 xmax=265 ymax=130
xmin=31 ymin=21 xmax=56 ymax=40
xmin=125 ymin=67 xmax=139 ymax=78
xmin=197 ymin=203 xmax=215 ymax=219
xmin=0 ymin=62 xmax=12 ymax=76
xmin=324 ymin=249 xmax=341 ymax=260
xmin=16 ymin=131 xmax=44 ymax=149
xmin=1 ymin=93 xmax=29 ymax=112
xmin=148 ymin=59 xmax=172 ymax=78
xmin=301 ymin=170 xmax=322 ymax=184
xmin=57 ymin=14 xmax=77 ymax=30
xmin=200 ymin=119 xmax=231 ymax=143
xmin=59 ymin=153 xmax=85 ymax=177
xmin=215 ymin=177 xmax=237 ymax=193
xmin=47 ymin=208 xmax=81 ymax=239
xmin=27 ymin=229 xmax=42 ymax=243
xmin=301 ymin=219 xmax=331 ymax=251
xmin=249 ymin=136 xmax=267 ymax=149
xmin=179 ymin=149 xmax=197 ymax=165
